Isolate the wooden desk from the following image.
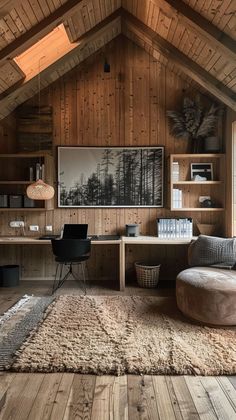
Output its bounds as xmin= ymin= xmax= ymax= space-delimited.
xmin=0 ymin=236 xmax=122 ymax=288
xmin=0 ymin=236 xmax=194 ymax=290
xmin=120 ymin=236 xmax=195 ymax=290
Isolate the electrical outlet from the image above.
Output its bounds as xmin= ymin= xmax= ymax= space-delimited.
xmin=9 ymin=221 xmax=24 ymax=228
xmin=29 ymin=225 xmax=39 ymax=231
xmin=45 ymin=225 xmax=53 ymax=232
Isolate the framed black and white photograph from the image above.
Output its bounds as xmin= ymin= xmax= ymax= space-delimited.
xmin=58 ymin=146 xmax=164 ymax=207
xmin=190 ymin=163 xmax=213 ymax=181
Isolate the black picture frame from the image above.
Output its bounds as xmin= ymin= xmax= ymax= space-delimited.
xmin=58 ymin=146 xmax=164 ymax=208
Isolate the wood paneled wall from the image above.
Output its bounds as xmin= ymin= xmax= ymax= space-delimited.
xmin=0 ymin=36 xmax=230 ymax=281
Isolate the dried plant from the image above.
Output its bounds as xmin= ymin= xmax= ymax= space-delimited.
xmin=167 ymin=96 xmax=221 ymax=143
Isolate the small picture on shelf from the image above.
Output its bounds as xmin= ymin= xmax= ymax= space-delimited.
xmin=190 ymin=163 xmax=213 ymax=181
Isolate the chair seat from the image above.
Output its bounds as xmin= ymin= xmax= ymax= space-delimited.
xmin=51 ymin=238 xmax=91 ymax=294
xmin=55 ymin=256 xmax=89 ymax=263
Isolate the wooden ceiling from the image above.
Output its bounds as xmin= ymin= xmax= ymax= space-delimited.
xmin=0 ymin=0 xmax=235 ymax=119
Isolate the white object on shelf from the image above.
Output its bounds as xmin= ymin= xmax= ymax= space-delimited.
xmin=172 ymin=188 xmax=182 ymax=209
xmin=172 ymin=161 xmax=179 ymax=181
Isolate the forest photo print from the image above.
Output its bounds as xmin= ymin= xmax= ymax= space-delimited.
xmin=58 ymin=147 xmax=164 ymax=207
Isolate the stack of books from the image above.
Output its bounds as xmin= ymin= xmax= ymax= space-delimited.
xmin=172 ymin=189 xmax=182 ymax=208
xmin=172 ymin=161 xmax=179 ymax=181
xmin=157 ymin=218 xmax=193 ymax=238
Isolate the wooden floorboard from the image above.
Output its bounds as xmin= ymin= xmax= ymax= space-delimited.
xmin=0 ymin=281 xmax=236 ymax=420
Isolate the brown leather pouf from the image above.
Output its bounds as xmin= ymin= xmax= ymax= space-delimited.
xmin=176 ymin=267 xmax=236 ymax=326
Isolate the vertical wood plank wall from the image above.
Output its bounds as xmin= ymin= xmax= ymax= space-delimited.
xmin=0 ymin=37 xmax=230 ymax=281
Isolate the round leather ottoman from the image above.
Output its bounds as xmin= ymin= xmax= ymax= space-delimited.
xmin=176 ymin=267 xmax=236 ymax=326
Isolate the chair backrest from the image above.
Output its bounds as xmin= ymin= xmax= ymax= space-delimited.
xmin=51 ymin=238 xmax=91 ymax=261
xmin=62 ymin=224 xmax=88 ymax=239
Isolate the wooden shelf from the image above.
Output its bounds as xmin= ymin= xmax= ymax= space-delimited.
xmin=171 ymin=208 xmax=225 ymax=212
xmin=0 ymin=208 xmax=51 ymax=211
xmin=172 ymin=154 xmax=224 ymax=159
xmin=0 ymin=153 xmax=51 ymax=158
xmin=0 ymin=181 xmax=32 ymax=184
xmin=173 ymin=181 xmax=223 ymax=185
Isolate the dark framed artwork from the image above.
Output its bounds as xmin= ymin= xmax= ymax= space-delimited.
xmin=58 ymin=146 xmax=164 ymax=207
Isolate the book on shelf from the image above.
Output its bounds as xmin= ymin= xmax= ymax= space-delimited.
xmin=157 ymin=218 xmax=193 ymax=238
xmin=172 ymin=188 xmax=182 ymax=208
xmin=172 ymin=161 xmax=179 ymax=182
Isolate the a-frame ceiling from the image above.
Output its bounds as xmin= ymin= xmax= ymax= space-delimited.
xmin=0 ymin=0 xmax=235 ymax=119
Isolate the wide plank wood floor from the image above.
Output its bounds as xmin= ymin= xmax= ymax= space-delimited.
xmin=0 ymin=280 xmax=236 ymax=420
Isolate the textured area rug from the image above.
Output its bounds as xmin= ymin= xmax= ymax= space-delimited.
xmin=4 ymin=295 xmax=236 ymax=375
xmin=0 ymin=295 xmax=53 ymax=370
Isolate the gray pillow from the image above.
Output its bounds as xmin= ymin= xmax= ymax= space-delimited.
xmin=188 ymin=235 xmax=236 ymax=267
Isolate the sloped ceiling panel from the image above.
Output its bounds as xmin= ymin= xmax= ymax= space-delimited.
xmin=122 ymin=13 xmax=236 ymax=110
xmin=122 ymin=0 xmax=236 ymax=93
xmin=183 ymin=0 xmax=236 ymax=41
xmin=0 ymin=0 xmax=67 ymax=49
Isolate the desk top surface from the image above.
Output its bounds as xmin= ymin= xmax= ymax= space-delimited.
xmin=0 ymin=236 xmax=195 ymax=245
xmin=122 ymin=236 xmax=195 ymax=244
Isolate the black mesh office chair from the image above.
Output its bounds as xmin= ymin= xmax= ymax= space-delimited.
xmin=51 ymin=238 xmax=91 ymax=294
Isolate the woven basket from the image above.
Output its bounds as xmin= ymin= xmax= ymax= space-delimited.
xmin=135 ymin=262 xmax=160 ymax=288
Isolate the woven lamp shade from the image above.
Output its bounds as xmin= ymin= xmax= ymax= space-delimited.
xmin=26 ymin=179 xmax=55 ymax=200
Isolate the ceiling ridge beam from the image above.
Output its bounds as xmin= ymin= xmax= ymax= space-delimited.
xmin=163 ymin=0 xmax=236 ymax=60
xmin=0 ymin=0 xmax=85 ymax=62
xmin=121 ymin=9 xmax=236 ymax=111
xmin=71 ymin=8 xmax=121 ymax=43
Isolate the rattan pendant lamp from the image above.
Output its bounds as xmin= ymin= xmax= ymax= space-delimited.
xmin=26 ymin=57 xmax=54 ymax=201
xmin=27 ymin=179 xmax=54 ymax=200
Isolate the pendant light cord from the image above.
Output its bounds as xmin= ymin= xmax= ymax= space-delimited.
xmin=38 ymin=56 xmax=45 ymax=155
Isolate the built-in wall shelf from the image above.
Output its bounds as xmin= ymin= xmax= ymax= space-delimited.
xmin=170 ymin=153 xmax=225 ymax=212
xmin=0 ymin=153 xmax=54 ymax=211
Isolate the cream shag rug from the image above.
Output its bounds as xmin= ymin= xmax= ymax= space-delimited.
xmin=11 ymin=295 xmax=236 ymax=375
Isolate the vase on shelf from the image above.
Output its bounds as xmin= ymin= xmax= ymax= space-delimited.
xmin=192 ymin=138 xmax=204 ymax=154
xmin=204 ymin=136 xmax=221 ymax=153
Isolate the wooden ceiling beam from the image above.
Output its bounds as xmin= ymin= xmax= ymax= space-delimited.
xmin=0 ymin=0 xmax=19 ymax=17
xmin=67 ymin=8 xmax=121 ymax=43
xmin=163 ymin=0 xmax=236 ymax=61
xmin=0 ymin=0 xmax=85 ymax=62
xmin=122 ymin=10 xmax=236 ymax=111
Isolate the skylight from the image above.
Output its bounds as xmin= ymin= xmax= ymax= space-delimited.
xmin=14 ymin=24 xmax=78 ymax=81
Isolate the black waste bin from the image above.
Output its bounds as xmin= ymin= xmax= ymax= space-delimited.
xmin=0 ymin=265 xmax=20 ymax=287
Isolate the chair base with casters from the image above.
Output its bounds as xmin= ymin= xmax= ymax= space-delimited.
xmin=51 ymin=238 xmax=91 ymax=294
